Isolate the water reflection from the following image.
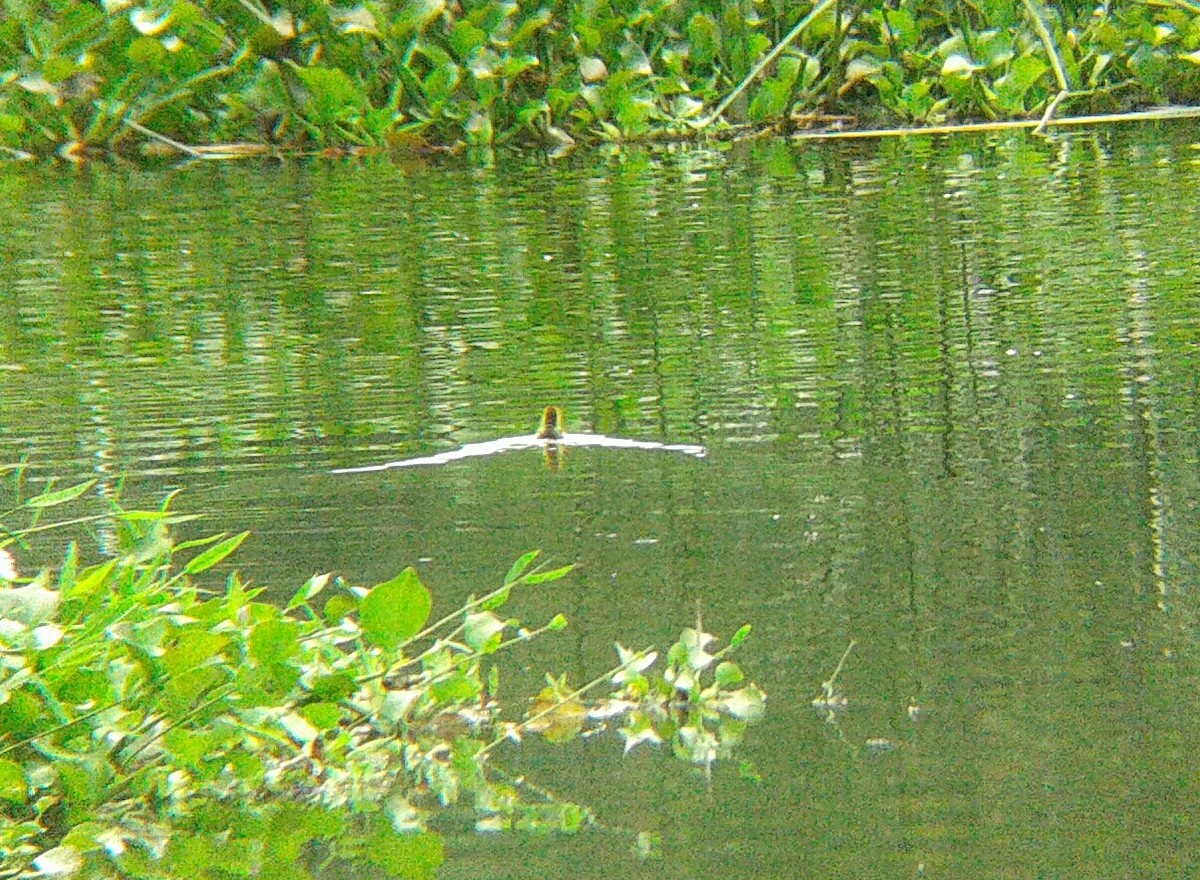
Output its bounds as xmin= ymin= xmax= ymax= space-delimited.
xmin=1 ymin=127 xmax=1199 ymax=876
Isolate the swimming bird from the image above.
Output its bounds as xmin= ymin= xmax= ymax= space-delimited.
xmin=331 ymin=406 xmax=704 ymax=473
xmin=535 ymin=405 xmax=564 ymax=440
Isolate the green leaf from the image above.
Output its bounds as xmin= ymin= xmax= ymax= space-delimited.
xmin=162 ymin=630 xmax=229 ymax=677
xmin=287 ymin=573 xmax=331 ymax=610
xmin=714 ymin=661 xmax=743 ymax=687
xmin=359 ymin=568 xmax=431 ymax=650
xmin=729 ymin=624 xmax=751 ymax=647
xmin=173 ymin=533 xmax=225 ymax=552
xmin=25 ymin=479 xmax=95 ymax=508
xmin=289 ymin=64 xmax=362 ymax=125
xmin=299 ymin=702 xmax=341 ymax=730
xmin=57 ymin=542 xmax=77 ymax=592
xmin=393 ymin=0 xmax=447 ymax=38
xmin=748 ymin=77 xmax=791 ymax=121
xmin=687 ymin=13 xmax=720 ymax=67
xmin=127 ymin=35 xmax=167 ymax=66
xmin=423 ymin=61 xmax=462 ymax=104
xmin=164 ymin=666 xmax=224 ymax=711
xmin=463 ymin=611 xmax=506 ymax=652
xmin=430 ymin=671 xmax=481 ymax=702
xmin=323 ymin=594 xmax=357 ymax=625
xmin=479 ymin=585 xmax=510 ymax=611
xmin=184 ymin=531 xmax=249 ymax=574
xmin=523 ymin=563 xmax=574 ymax=584
xmin=0 ymin=759 xmax=27 ymax=805
xmin=249 ymin=619 xmax=300 ymax=665
xmin=504 ymin=550 xmax=539 ymax=585
xmin=310 ymin=672 xmax=357 ymax=701
xmin=55 ymin=668 xmax=111 ymax=705
xmin=165 ymin=728 xmax=222 ymax=767
xmin=993 ymin=55 xmax=1049 ymax=112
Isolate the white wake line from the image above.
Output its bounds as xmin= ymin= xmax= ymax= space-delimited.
xmin=331 ymin=432 xmax=706 ymax=473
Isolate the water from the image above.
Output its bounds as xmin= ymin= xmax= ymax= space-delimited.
xmin=2 ymin=126 xmax=1199 ymax=876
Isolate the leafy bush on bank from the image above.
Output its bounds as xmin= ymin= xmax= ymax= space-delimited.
xmin=0 ymin=1 xmax=1198 ymax=158
xmin=0 ymin=477 xmax=764 ymax=878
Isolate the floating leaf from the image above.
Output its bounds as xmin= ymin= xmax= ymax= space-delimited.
xmin=359 ymin=568 xmax=431 ymax=650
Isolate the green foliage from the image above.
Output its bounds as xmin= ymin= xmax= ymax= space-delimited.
xmin=0 ymin=0 xmax=1197 ymax=157
xmin=0 ymin=484 xmax=764 ymax=876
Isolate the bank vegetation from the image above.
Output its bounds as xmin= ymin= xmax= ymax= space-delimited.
xmin=2 ymin=1 xmax=1199 ymax=159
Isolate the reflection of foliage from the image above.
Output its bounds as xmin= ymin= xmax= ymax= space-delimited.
xmin=1 ymin=1 xmax=1200 ymax=157
xmin=0 ymin=475 xmax=763 ymax=877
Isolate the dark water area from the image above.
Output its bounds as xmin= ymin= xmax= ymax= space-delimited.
xmin=3 ymin=124 xmax=1200 ymax=876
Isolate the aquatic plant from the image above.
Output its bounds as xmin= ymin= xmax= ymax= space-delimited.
xmin=0 ymin=476 xmax=763 ymax=877
xmin=1 ymin=0 xmax=1199 ymax=159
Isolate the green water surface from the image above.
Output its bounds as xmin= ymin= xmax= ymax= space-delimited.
xmin=2 ymin=126 xmax=1199 ymax=877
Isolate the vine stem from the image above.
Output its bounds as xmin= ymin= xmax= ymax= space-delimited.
xmin=1022 ymin=0 xmax=1071 ymax=134
xmin=692 ymin=0 xmax=837 ymax=130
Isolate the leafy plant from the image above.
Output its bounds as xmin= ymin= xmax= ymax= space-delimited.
xmin=0 ymin=479 xmax=764 ymax=877
xmin=1 ymin=0 xmax=1197 ymax=157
